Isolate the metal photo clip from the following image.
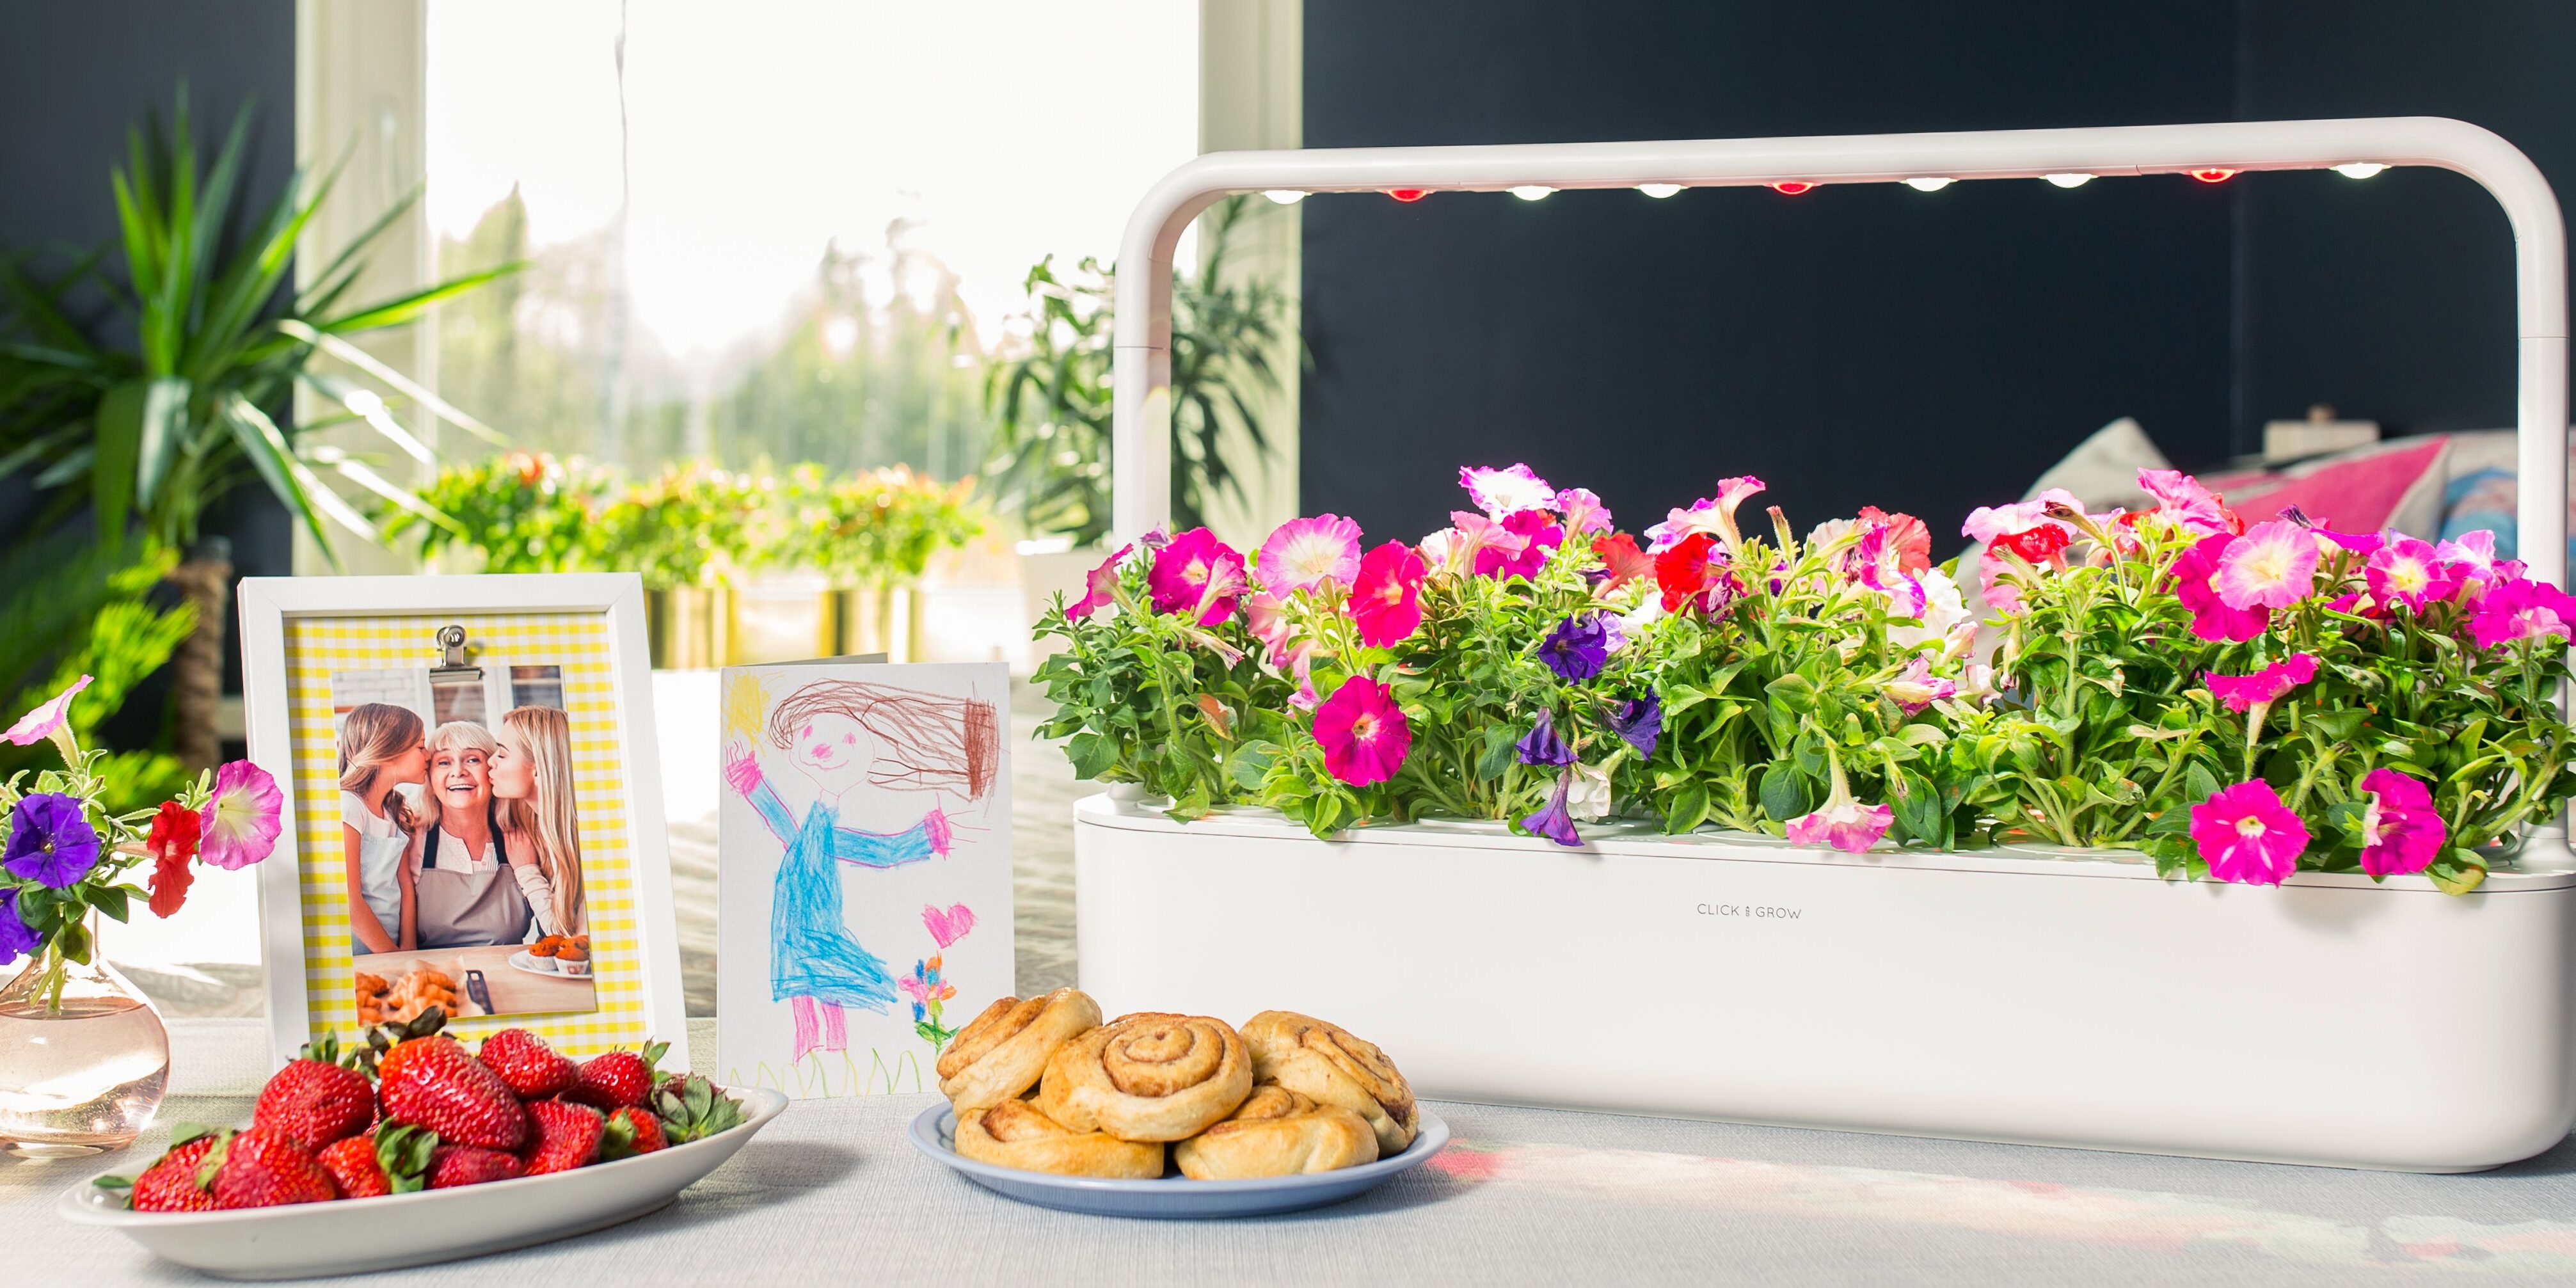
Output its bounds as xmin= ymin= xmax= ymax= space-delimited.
xmin=430 ymin=624 xmax=489 ymax=724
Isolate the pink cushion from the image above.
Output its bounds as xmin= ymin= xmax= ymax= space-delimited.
xmin=2204 ymin=437 xmax=2450 ymax=534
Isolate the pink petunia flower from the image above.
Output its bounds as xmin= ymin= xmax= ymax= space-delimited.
xmin=2172 ymin=533 xmax=2271 ymax=642
xmin=1442 ymin=511 xmax=1527 ymax=577
xmin=2441 ymin=530 xmax=2527 ymax=605
xmin=2214 ymin=520 xmax=2320 ymax=610
xmin=1553 ymin=488 xmax=1613 ymax=537
xmin=1244 ymin=589 xmax=1293 ymax=656
xmin=3 ymin=674 xmax=91 ymax=751
xmin=1961 ymin=488 xmax=2084 ymax=546
xmin=1786 ymin=751 xmax=1894 ymax=854
xmin=1066 ymin=545 xmax=1130 ymax=619
xmin=1147 ymin=528 xmax=1248 ymax=625
xmin=1255 ymin=514 xmax=1364 ymax=596
xmin=1474 ymin=510 xmax=1563 ymax=580
xmin=2136 ymin=469 xmax=2234 ymax=536
xmin=2467 ymin=578 xmax=2576 ymax=650
xmin=1459 ymin=463 xmax=1556 ymax=518
xmin=199 ymin=759 xmax=285 ymax=871
xmin=2364 ymin=536 xmax=2461 ymax=612
xmin=1349 ymin=542 xmax=1429 ymax=647
xmin=1312 ymin=676 xmax=1410 ymax=786
xmin=2203 ymin=653 xmax=2319 ymax=713
xmin=1644 ymin=475 xmax=1767 ymax=552
xmin=2355 ymin=768 xmax=2445 ymax=879
xmin=2188 ymin=780 xmax=2308 ymax=885
xmin=1883 ymin=656 xmax=1957 ymax=715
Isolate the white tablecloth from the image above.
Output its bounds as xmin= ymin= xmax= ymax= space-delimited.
xmin=10 ymin=1019 xmax=2576 ymax=1285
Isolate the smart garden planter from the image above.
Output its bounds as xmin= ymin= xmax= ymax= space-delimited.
xmin=1077 ymin=118 xmax=2576 ymax=1170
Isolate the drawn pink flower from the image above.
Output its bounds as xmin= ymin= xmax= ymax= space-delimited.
xmin=1349 ymin=541 xmax=1429 ymax=647
xmin=2468 ymin=578 xmax=2576 ymax=650
xmin=2135 ymin=469 xmax=2234 ymax=536
xmin=2214 ymin=520 xmax=2319 ymax=611
xmin=2189 ymin=781 xmax=2307 ymax=886
xmin=2203 ymin=653 xmax=2319 ymax=713
xmin=899 ymin=974 xmax=934 ymax=1005
xmin=923 ymin=902 xmax=975 ymax=950
xmin=1147 ymin=527 xmax=1248 ymax=625
xmin=1312 ymin=676 xmax=1410 ymax=786
xmin=198 ymin=760 xmax=285 ymax=871
xmin=2172 ymin=533 xmax=2270 ymax=642
xmin=1883 ymin=656 xmax=1957 ymax=715
xmin=2364 ymin=537 xmax=2461 ymax=612
xmin=2355 ymin=768 xmax=2445 ymax=879
xmin=1066 ymin=545 xmax=1130 ymax=619
xmin=1459 ymin=463 xmax=1556 ymax=518
xmin=1474 ymin=510 xmax=1563 ymax=580
xmin=1255 ymin=514 xmax=1364 ymax=596
xmin=3 ymin=674 xmax=90 ymax=749
xmin=1553 ymin=488 xmax=1613 ymax=537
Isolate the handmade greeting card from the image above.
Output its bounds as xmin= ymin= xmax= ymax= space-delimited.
xmin=715 ymin=660 xmax=1012 ymax=1097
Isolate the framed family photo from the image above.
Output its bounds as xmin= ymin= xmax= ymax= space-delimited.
xmin=238 ymin=574 xmax=688 ymax=1069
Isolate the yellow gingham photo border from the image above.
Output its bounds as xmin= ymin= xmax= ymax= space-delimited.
xmin=284 ymin=612 xmax=649 ymax=1055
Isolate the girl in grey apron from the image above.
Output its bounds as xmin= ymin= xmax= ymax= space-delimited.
xmin=415 ymin=798 xmax=533 ymax=949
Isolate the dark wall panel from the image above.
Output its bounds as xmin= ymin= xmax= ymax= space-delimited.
xmin=1301 ymin=1 xmax=2238 ymax=544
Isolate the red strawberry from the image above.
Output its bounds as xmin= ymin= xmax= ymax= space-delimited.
xmin=379 ymin=1034 xmax=529 ymax=1150
xmin=523 ymin=1101 xmax=605 ymax=1175
xmin=480 ymin=1029 xmax=577 ymax=1101
xmin=567 ymin=1040 xmax=669 ymax=1110
xmin=123 ymin=1128 xmax=221 ymax=1212
xmin=254 ymin=1033 xmax=376 ymax=1152
xmin=601 ymin=1106 xmax=667 ymax=1159
xmin=429 ymin=1144 xmax=527 ymax=1189
xmin=209 ymin=1126 xmax=338 ymax=1209
xmin=318 ymin=1136 xmax=389 ymax=1198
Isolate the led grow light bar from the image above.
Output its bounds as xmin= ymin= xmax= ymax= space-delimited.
xmin=1107 ymin=117 xmax=2568 ymax=611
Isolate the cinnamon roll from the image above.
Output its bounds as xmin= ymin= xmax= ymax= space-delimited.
xmin=1172 ymin=1083 xmax=1379 ymax=1179
xmin=1036 ymin=1012 xmax=1254 ymax=1142
xmin=952 ymin=1097 xmax=1165 ymax=1178
xmin=936 ymin=989 xmax=1103 ymax=1110
xmin=1239 ymin=1010 xmax=1419 ymax=1153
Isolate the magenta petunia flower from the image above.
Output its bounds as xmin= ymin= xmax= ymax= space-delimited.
xmin=1786 ymin=796 xmax=1894 ymax=854
xmin=1884 ymin=656 xmax=1957 ymax=715
xmin=1553 ymin=488 xmax=1613 ymax=537
xmin=2189 ymin=780 xmax=2308 ymax=885
xmin=1474 ymin=510 xmax=1562 ymax=580
xmin=1348 ymin=541 xmax=1428 ymax=647
xmin=2172 ymin=533 xmax=2270 ymax=642
xmin=1442 ymin=511 xmax=1527 ymax=577
xmin=2355 ymin=768 xmax=2445 ymax=878
xmin=1066 ymin=544 xmax=1130 ymax=619
xmin=198 ymin=759 xmax=285 ymax=871
xmin=2214 ymin=520 xmax=2319 ymax=611
xmin=1255 ymin=514 xmax=1364 ymax=596
xmin=1147 ymin=527 xmax=1248 ymax=625
xmin=2135 ymin=469 xmax=2234 ymax=536
xmin=2364 ymin=537 xmax=2461 ymax=612
xmin=1459 ymin=463 xmax=1556 ymax=518
xmin=2435 ymin=530 xmax=2514 ymax=598
xmin=2468 ymin=578 xmax=2576 ymax=650
xmin=1312 ymin=676 xmax=1410 ymax=786
xmin=1645 ymin=475 xmax=1768 ymax=553
xmin=3 ymin=674 xmax=91 ymax=749
xmin=1961 ymin=488 xmax=2084 ymax=546
xmin=2203 ymin=653 xmax=2319 ymax=713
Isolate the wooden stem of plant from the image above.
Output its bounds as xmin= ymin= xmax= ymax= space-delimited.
xmin=168 ymin=553 xmax=233 ymax=772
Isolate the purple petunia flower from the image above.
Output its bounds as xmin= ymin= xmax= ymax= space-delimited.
xmin=1609 ymin=690 xmax=1662 ymax=758
xmin=1515 ymin=709 xmax=1574 ymax=766
xmin=4 ymin=792 xmax=100 ymax=889
xmin=1519 ymin=770 xmax=1583 ymax=847
xmin=0 ymin=887 xmax=38 ymax=965
xmin=1538 ymin=613 xmax=1612 ymax=682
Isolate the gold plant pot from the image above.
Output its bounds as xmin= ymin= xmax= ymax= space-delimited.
xmin=646 ymin=584 xmax=731 ymax=670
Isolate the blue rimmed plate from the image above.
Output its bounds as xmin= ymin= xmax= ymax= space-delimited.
xmin=910 ymin=1102 xmax=1449 ymax=1218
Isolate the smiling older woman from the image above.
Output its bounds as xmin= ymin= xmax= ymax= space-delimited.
xmin=406 ymin=721 xmax=535 ymax=949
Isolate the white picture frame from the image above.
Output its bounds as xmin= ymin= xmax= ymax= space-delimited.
xmin=237 ymin=573 xmax=689 ymax=1069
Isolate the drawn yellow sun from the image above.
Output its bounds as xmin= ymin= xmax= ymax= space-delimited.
xmin=724 ymin=672 xmax=770 ymax=742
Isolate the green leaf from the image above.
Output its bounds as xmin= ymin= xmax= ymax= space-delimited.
xmin=1065 ymin=731 xmax=1117 ymax=779
xmin=1662 ymin=779 xmax=1710 ymax=834
xmin=1758 ymin=766 xmax=1809 ymax=823
xmin=90 ymin=380 xmax=147 ymax=539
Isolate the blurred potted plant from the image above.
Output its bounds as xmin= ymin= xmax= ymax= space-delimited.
xmin=0 ymin=95 xmax=516 ymax=767
xmin=774 ymin=463 xmax=985 ymax=659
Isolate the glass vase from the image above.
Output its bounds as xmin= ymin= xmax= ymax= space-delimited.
xmin=0 ymin=921 xmax=171 ymax=1158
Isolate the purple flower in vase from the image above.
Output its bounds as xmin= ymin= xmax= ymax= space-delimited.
xmin=1538 ymin=613 xmax=1612 ymax=682
xmin=0 ymin=887 xmax=38 ymax=965
xmin=4 ymin=792 xmax=100 ymax=888
xmin=1515 ymin=709 xmax=1574 ymax=766
xmin=1609 ymin=690 xmax=1662 ymax=758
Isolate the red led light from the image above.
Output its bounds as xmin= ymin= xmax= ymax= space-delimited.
xmin=1387 ymin=188 xmax=1429 ymax=203
xmin=1770 ymin=181 xmax=1815 ymax=195
xmin=2189 ymin=168 xmax=2238 ymax=184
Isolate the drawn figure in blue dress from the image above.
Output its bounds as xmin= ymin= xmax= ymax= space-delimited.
xmin=724 ymin=679 xmax=998 ymax=1063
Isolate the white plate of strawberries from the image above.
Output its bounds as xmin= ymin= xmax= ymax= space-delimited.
xmin=58 ymin=1010 xmax=786 ymax=1280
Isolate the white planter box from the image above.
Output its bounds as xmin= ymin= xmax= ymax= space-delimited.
xmin=1074 ymin=794 xmax=2576 ymax=1171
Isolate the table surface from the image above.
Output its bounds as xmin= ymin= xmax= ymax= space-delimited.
xmin=13 ymin=1019 xmax=2576 ymax=1286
